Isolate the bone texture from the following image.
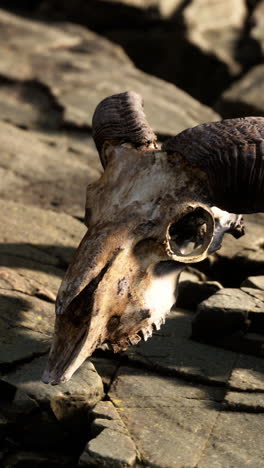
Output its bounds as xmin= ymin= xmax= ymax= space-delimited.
xmin=92 ymin=91 xmax=157 ymax=167
xmin=44 ymin=93 xmax=264 ymax=385
xmin=162 ymin=117 xmax=264 ymax=214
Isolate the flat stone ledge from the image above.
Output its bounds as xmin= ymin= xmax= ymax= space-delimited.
xmin=3 ymin=356 xmax=104 ymax=419
xmin=224 ymin=391 xmax=264 ymax=412
xmin=125 ymin=309 xmax=238 ymax=385
xmin=228 ymin=354 xmax=264 ymax=391
xmin=197 ymin=411 xmax=264 ymax=468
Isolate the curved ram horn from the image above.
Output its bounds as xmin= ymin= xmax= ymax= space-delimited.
xmin=162 ymin=117 xmax=264 ymax=214
xmin=92 ymin=91 xmax=157 ymax=168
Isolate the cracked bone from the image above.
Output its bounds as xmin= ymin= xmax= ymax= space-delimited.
xmin=43 ymin=91 xmax=264 ymax=384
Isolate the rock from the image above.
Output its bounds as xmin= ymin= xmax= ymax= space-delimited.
xmin=179 ymin=267 xmax=207 ymax=283
xmin=0 ymin=121 xmax=100 ymax=218
xmin=0 ymin=9 xmax=219 ymax=138
xmin=125 ymin=309 xmax=238 ymax=384
xmin=242 ymin=275 xmax=264 ymax=290
xmin=200 ymin=213 xmax=264 ymax=287
xmin=224 ymin=391 xmax=264 ymax=412
xmin=193 ymin=288 xmax=264 ymax=343
xmin=0 ymin=380 xmax=39 ymax=418
xmin=80 ymin=401 xmax=137 ymax=467
xmin=0 ymin=199 xmax=86 ymax=268
xmin=3 ymin=356 xmax=104 ymax=417
xmin=228 ymin=354 xmax=264 ymax=391
xmin=215 ymin=64 xmax=264 ymax=118
xmin=109 ymin=366 xmax=225 ymax=408
xmin=177 ymin=280 xmax=222 ymax=310
xmin=109 ymin=366 xmax=220 ymax=468
xmin=0 ymin=284 xmax=56 ymax=368
xmin=183 ymin=0 xmax=248 ymax=77
xmin=0 ymin=315 xmax=50 ymax=367
xmin=184 ymin=0 xmax=246 ymax=32
xmin=0 ymin=289 xmax=55 ymax=337
xmin=197 ymin=412 xmax=264 ymax=468
xmin=0 ymin=199 xmax=86 ymax=301
xmin=251 ymin=0 xmax=264 ymax=55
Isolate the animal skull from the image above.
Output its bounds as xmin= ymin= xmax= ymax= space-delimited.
xmin=43 ymin=92 xmax=264 ymax=384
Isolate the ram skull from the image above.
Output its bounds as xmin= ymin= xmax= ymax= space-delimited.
xmin=43 ymin=91 xmax=264 ymax=384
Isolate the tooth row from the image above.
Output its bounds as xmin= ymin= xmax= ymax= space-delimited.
xmin=153 ymin=316 xmax=165 ymax=331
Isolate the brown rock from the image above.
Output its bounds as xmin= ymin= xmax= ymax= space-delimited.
xmin=183 ymin=0 xmax=247 ymax=76
xmin=242 ymin=275 xmax=264 ymax=290
xmin=228 ymin=354 xmax=264 ymax=391
xmin=125 ymin=309 xmax=238 ymax=384
xmin=216 ymin=64 xmax=264 ymax=118
xmin=0 ymin=122 xmax=100 ymax=218
xmin=251 ymin=0 xmax=264 ymax=55
xmin=3 ymin=356 xmax=104 ymax=415
xmin=0 ymin=9 xmax=219 ymax=138
xmin=80 ymin=401 xmax=137 ymax=467
xmin=197 ymin=412 xmax=264 ymax=468
xmin=193 ymin=288 xmax=264 ymax=342
xmin=109 ymin=366 xmax=220 ymax=468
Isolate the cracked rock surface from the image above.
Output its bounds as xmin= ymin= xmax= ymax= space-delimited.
xmin=0 ymin=4 xmax=263 ymax=468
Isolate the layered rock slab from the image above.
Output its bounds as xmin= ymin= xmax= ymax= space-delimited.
xmin=109 ymin=366 xmax=221 ymax=468
xmin=216 ymin=64 xmax=264 ymax=118
xmin=80 ymin=401 xmax=137 ymax=467
xmin=0 ymin=8 xmax=219 ymax=138
xmin=0 ymin=121 xmax=100 ymax=218
xmin=125 ymin=309 xmax=237 ymax=384
xmin=197 ymin=411 xmax=264 ymax=468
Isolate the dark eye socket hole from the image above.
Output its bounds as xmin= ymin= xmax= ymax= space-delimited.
xmin=169 ymin=208 xmax=208 ymax=255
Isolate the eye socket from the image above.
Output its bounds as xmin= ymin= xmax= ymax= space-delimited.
xmin=165 ymin=206 xmax=214 ymax=263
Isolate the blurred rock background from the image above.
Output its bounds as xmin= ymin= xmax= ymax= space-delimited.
xmin=0 ymin=1 xmax=263 ymax=467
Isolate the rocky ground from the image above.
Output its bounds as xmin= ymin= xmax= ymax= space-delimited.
xmin=0 ymin=2 xmax=263 ymax=467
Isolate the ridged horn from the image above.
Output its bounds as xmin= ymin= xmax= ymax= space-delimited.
xmin=162 ymin=117 xmax=264 ymax=214
xmin=92 ymin=91 xmax=157 ymax=168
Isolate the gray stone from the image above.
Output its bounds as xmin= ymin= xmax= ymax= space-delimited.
xmin=225 ymin=391 xmax=264 ymax=412
xmin=228 ymin=354 xmax=264 ymax=391
xmin=251 ymin=0 xmax=264 ymax=55
xmin=110 ymin=367 xmax=220 ymax=468
xmin=0 ymin=121 xmax=100 ymax=218
xmin=0 ymin=199 xmax=86 ymax=268
xmin=0 ymin=384 xmax=39 ymax=417
xmin=80 ymin=428 xmax=137 ymax=467
xmin=0 ymin=288 xmax=55 ymax=336
xmin=216 ymin=64 xmax=264 ymax=118
xmin=197 ymin=412 xmax=264 ymax=468
xmin=3 ymin=356 xmax=104 ymax=417
xmin=242 ymin=275 xmax=264 ymax=290
xmin=214 ymin=213 xmax=264 ymax=260
xmin=183 ymin=0 xmax=247 ymax=76
xmin=0 ymin=9 xmax=219 ymax=139
xmin=194 ymin=288 xmax=264 ymax=342
xmin=0 ymin=316 xmax=50 ymax=366
xmin=80 ymin=401 xmax=137 ymax=467
xmin=109 ymin=366 xmax=225 ymax=407
xmin=125 ymin=309 xmax=237 ymax=384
